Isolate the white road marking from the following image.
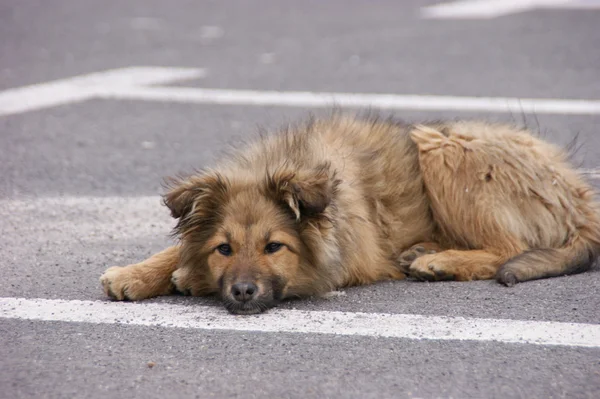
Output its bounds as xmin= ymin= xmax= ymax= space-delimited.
xmin=421 ymin=0 xmax=600 ymax=19
xmin=0 ymin=67 xmax=599 ymax=116
xmin=0 ymin=67 xmax=205 ymax=116
xmin=0 ymin=196 xmax=173 ymax=244
xmin=100 ymin=85 xmax=600 ymax=115
xmin=1 ymin=297 xmax=598 ymax=347
xmin=579 ymin=168 xmax=600 ymax=179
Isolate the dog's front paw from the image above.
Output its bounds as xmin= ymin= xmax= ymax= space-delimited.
xmin=171 ymin=268 xmax=191 ymax=295
xmin=170 ymin=267 xmax=208 ymax=296
xmin=100 ymin=266 xmax=156 ymax=301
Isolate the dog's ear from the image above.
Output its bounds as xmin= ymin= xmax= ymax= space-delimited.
xmin=163 ymin=178 xmax=197 ymax=220
xmin=163 ymin=172 xmax=229 ymax=235
xmin=267 ymin=163 xmax=339 ymax=220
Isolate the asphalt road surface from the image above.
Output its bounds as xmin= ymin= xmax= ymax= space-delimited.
xmin=1 ymin=1 xmax=600 ymax=398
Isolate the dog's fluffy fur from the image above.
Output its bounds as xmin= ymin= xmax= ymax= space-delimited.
xmin=100 ymin=114 xmax=600 ymax=314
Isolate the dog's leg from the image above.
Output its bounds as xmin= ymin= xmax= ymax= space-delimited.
xmin=397 ymin=242 xmax=442 ymax=273
xmin=100 ymin=246 xmax=180 ymax=300
xmin=407 ymin=249 xmax=508 ymax=281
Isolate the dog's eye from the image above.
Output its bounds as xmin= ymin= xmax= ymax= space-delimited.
xmin=265 ymin=242 xmax=283 ymax=254
xmin=216 ymin=244 xmax=233 ymax=256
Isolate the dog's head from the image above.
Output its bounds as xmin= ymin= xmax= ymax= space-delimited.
xmin=163 ymin=164 xmax=338 ymax=314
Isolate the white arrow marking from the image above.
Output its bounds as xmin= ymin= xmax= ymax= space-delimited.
xmin=0 ymin=67 xmax=599 ymax=116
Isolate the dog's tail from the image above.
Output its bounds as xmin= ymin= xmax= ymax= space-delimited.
xmin=496 ymin=229 xmax=600 ymax=286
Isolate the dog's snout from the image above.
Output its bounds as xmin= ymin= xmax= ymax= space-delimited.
xmin=231 ymin=282 xmax=258 ymax=303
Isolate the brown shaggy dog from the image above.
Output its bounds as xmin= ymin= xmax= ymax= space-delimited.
xmin=100 ymin=114 xmax=600 ymax=314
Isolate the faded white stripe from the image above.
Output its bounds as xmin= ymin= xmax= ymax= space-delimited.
xmin=1 ymin=297 xmax=599 ymax=347
xmin=421 ymin=0 xmax=575 ymax=19
xmin=100 ymin=86 xmax=600 ymax=115
xmin=0 ymin=67 xmax=598 ymax=116
xmin=0 ymin=67 xmax=205 ymax=116
xmin=0 ymin=196 xmax=173 ymax=243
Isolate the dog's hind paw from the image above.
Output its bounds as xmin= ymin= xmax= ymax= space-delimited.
xmin=408 ymin=255 xmax=457 ymax=281
xmin=397 ymin=242 xmax=440 ymax=273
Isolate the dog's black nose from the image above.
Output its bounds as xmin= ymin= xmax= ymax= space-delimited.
xmin=231 ymin=282 xmax=258 ymax=303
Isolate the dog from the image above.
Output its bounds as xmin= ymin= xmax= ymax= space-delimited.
xmin=100 ymin=114 xmax=600 ymax=314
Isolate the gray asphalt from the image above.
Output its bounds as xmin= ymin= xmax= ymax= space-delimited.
xmin=1 ymin=1 xmax=600 ymax=398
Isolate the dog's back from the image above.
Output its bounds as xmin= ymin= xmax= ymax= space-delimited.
xmin=408 ymin=120 xmax=600 ymax=283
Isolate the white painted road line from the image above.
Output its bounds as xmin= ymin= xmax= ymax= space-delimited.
xmin=421 ymin=0 xmax=551 ymax=19
xmin=579 ymin=168 xmax=600 ymax=178
xmin=100 ymin=85 xmax=600 ymax=115
xmin=0 ymin=67 xmax=599 ymax=116
xmin=0 ymin=67 xmax=205 ymax=116
xmin=1 ymin=297 xmax=599 ymax=347
xmin=421 ymin=0 xmax=599 ymax=19
xmin=0 ymin=196 xmax=173 ymax=243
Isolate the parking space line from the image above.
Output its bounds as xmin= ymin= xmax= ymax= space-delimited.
xmin=420 ymin=0 xmax=599 ymax=19
xmin=102 ymin=85 xmax=600 ymax=115
xmin=0 ymin=67 xmax=205 ymax=116
xmin=1 ymin=297 xmax=598 ymax=347
xmin=579 ymin=168 xmax=600 ymax=179
xmin=0 ymin=67 xmax=599 ymax=116
xmin=421 ymin=0 xmax=548 ymax=19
